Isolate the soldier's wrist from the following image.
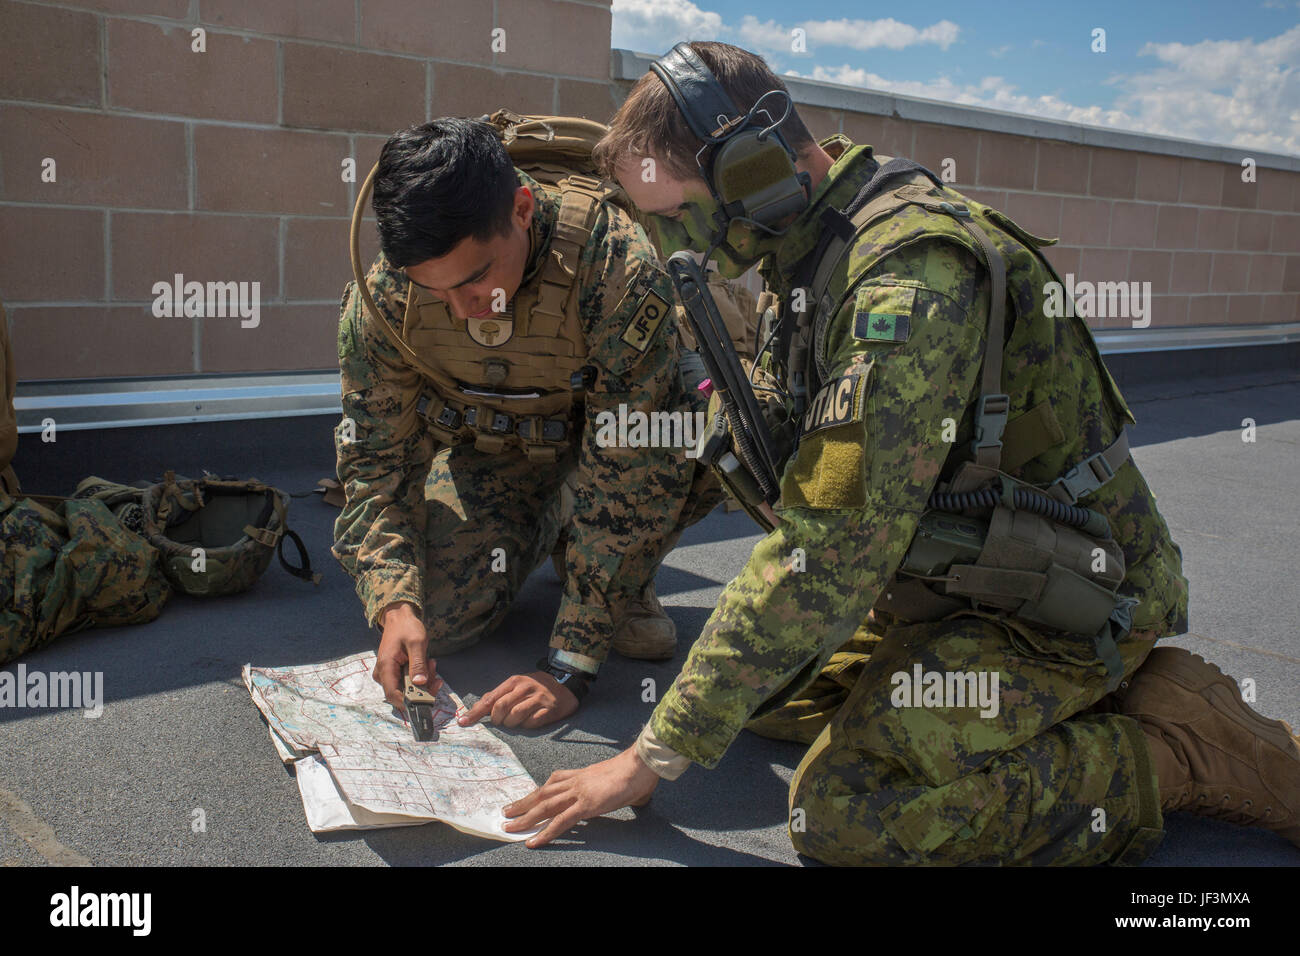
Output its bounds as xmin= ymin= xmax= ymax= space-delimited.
xmin=379 ymin=600 xmax=420 ymax=628
xmin=547 ymin=647 xmax=600 ymax=679
xmin=634 ymin=723 xmax=691 ymax=781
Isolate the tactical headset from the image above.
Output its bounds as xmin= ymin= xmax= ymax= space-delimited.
xmin=648 ymin=42 xmax=811 ymax=255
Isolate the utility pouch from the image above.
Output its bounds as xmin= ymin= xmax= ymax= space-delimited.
xmin=876 ymin=462 xmax=1134 ymax=689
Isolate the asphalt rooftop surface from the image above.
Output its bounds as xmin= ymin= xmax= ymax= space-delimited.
xmin=2 ymin=368 xmax=1299 ymax=867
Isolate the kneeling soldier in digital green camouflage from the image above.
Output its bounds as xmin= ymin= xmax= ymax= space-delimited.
xmin=501 ymin=42 xmax=1300 ymax=862
xmin=333 ymin=115 xmax=720 ymax=729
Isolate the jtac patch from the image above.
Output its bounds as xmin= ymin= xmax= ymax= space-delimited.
xmin=801 ymin=370 xmax=865 ymax=437
xmin=852 ymin=283 xmax=916 ymax=345
xmin=620 ymin=287 xmax=671 ymax=353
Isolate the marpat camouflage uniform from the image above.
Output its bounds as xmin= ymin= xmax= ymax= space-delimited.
xmin=332 ymin=169 xmax=720 ymax=673
xmin=644 ymin=136 xmax=1189 ymax=865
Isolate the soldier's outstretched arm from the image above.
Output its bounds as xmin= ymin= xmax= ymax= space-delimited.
xmin=332 ymin=263 xmax=438 ymax=699
xmin=644 ymin=241 xmax=990 ymax=769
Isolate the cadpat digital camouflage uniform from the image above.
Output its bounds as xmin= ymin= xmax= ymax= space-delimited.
xmin=644 ymin=136 xmax=1189 ymax=865
xmin=333 ymin=169 xmax=720 ymax=671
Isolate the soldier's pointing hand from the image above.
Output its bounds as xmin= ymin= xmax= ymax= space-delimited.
xmin=373 ymin=601 xmax=441 ymax=712
xmin=459 ymin=672 xmax=580 ymax=730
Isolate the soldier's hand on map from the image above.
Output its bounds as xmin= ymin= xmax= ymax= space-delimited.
xmin=459 ymin=672 xmax=579 ymax=729
xmin=374 ymin=601 xmax=441 ymax=712
xmin=501 ymin=746 xmax=659 ymax=847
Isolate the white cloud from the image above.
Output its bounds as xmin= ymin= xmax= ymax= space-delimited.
xmin=734 ymin=16 xmax=790 ymax=52
xmin=610 ymin=0 xmax=723 ymax=55
xmin=990 ymin=44 xmax=1012 ymax=58
xmin=738 ymin=16 xmax=960 ymax=54
xmin=787 ymin=25 xmax=1300 ymax=156
xmin=1113 ymin=26 xmax=1300 ymax=155
xmin=612 ymin=3 xmax=1299 ymax=155
xmin=786 ymin=65 xmax=1132 ymax=129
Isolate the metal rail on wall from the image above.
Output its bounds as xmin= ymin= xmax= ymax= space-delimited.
xmin=13 ymin=322 xmax=1300 ymax=431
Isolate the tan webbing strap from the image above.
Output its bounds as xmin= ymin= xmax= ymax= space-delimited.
xmin=533 ymin=183 xmax=596 ymax=323
xmin=242 ymin=489 xmax=287 ymax=548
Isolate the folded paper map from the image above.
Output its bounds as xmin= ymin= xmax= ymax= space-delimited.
xmin=243 ymin=652 xmax=538 ymax=840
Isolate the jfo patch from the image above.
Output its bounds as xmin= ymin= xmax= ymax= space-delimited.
xmin=801 ymin=371 xmax=865 ymax=437
xmin=620 ymin=288 xmax=671 ymax=353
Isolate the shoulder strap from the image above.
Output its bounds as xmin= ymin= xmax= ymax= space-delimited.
xmin=786 ymin=157 xmax=943 ymax=412
xmin=802 ymin=158 xmax=949 ymax=385
xmin=800 ymin=160 xmax=1011 ymax=469
xmin=526 ymin=176 xmax=606 ymax=327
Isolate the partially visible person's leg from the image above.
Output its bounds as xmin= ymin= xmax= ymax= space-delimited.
xmin=745 ymin=613 xmax=885 ymax=745
xmin=789 ymin=613 xmax=1167 ymax=865
xmin=421 ymin=443 xmax=571 ymax=655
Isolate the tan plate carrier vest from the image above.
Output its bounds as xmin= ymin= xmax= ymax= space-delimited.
xmin=351 ymin=167 xmax=622 ymax=463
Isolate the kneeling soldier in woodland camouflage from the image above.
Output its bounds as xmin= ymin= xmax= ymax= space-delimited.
xmin=333 ymin=115 xmax=720 ymax=729
xmin=501 ymin=42 xmax=1300 ymax=863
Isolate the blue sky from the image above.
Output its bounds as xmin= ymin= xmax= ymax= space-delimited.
xmin=610 ymin=0 xmax=1300 ymax=156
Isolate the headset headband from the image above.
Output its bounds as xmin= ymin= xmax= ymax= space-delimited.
xmin=649 ymin=43 xmax=747 ymax=143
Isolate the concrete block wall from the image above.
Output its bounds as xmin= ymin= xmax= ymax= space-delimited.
xmin=721 ymin=100 xmax=1300 ymax=334
xmin=3 ymin=2 xmax=1296 ymax=385
xmin=0 ymin=0 xmax=616 ymax=380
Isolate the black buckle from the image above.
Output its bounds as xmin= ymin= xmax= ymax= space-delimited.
xmin=491 ymin=412 xmax=513 ymax=434
xmin=542 ymin=419 xmax=566 ymax=442
xmin=435 ymin=406 xmax=461 ymax=430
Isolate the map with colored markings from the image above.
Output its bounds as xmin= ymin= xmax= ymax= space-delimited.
xmin=243 ymin=652 xmax=538 ymax=840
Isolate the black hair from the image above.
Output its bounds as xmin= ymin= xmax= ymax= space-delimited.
xmin=372 ymin=118 xmax=519 ymax=268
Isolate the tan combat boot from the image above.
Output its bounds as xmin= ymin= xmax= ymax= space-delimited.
xmin=1113 ymin=646 xmax=1300 ymax=847
xmin=610 ymin=582 xmax=677 ymax=661
xmin=550 ymin=550 xmax=677 ymax=661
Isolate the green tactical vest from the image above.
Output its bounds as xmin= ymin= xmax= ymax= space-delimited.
xmin=769 ymin=155 xmax=1149 ymax=688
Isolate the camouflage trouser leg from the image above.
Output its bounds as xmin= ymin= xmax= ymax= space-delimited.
xmin=788 ymin=613 xmax=1168 ymax=865
xmin=550 ymin=449 xmax=725 ymax=618
xmin=420 ymin=443 xmax=572 ymax=655
xmin=599 ymin=457 xmax=724 ymax=614
xmin=421 ymin=441 xmax=723 ymax=655
xmin=745 ymin=613 xmax=886 ymax=745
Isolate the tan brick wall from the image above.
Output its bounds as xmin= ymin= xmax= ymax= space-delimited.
xmin=0 ymin=0 xmax=614 ymax=380
xmin=2 ymin=2 xmax=1294 ymax=384
xmin=806 ymin=109 xmax=1300 ymax=333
